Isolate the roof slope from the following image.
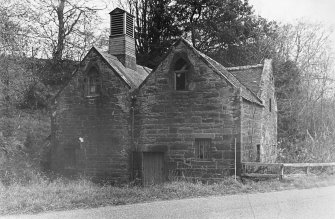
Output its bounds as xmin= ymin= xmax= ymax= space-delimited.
xmin=227 ymin=64 xmax=263 ymax=97
xmin=94 ymin=47 xmax=151 ymax=89
xmin=178 ymin=38 xmax=263 ymax=105
xmin=52 ymin=47 xmax=151 ymax=101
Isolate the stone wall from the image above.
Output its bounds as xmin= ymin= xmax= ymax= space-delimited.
xmin=259 ymin=60 xmax=277 ymax=162
xmin=50 ymin=43 xmax=277 ymax=183
xmin=50 ymin=49 xmax=132 ymax=183
xmin=240 ymin=60 xmax=277 ymax=163
xmin=134 ymin=42 xmax=242 ymax=179
xmin=241 ymin=100 xmax=262 ymax=162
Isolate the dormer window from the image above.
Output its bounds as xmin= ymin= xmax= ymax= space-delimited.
xmin=174 ymin=58 xmax=189 ymax=91
xmin=84 ymin=67 xmax=101 ymax=97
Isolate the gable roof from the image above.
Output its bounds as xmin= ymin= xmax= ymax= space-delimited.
xmin=90 ymin=47 xmax=150 ymax=89
xmin=227 ymin=64 xmax=264 ymax=97
xmin=51 ymin=47 xmax=151 ymax=102
xmin=176 ymin=38 xmax=264 ymax=105
xmin=109 ymin=7 xmax=134 ymax=17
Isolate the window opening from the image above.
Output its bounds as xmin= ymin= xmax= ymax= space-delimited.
xmin=85 ymin=67 xmax=101 ymax=97
xmin=174 ymin=58 xmax=189 ymax=91
xmin=195 ymin=138 xmax=211 ymax=160
xmin=269 ymin=98 xmax=272 ymax=112
xmin=175 ymin=72 xmax=186 ymax=90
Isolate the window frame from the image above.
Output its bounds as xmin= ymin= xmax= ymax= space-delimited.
xmin=195 ymin=138 xmax=212 ymax=160
xmin=175 ymin=70 xmax=187 ymax=91
xmin=173 ymin=58 xmax=189 ymax=91
xmin=84 ymin=67 xmax=101 ymax=98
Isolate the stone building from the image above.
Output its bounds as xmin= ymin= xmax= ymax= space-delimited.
xmin=50 ymin=8 xmax=277 ymax=184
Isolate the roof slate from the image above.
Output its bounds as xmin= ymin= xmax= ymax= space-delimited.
xmin=82 ymin=39 xmax=266 ymax=106
xmin=227 ymin=64 xmax=263 ymax=97
xmin=94 ymin=47 xmax=150 ymax=89
xmin=178 ymin=38 xmax=263 ymax=105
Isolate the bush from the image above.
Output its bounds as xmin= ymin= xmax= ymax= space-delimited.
xmin=18 ymin=82 xmax=50 ymax=110
xmin=0 ymin=109 xmax=50 ymax=185
xmin=277 ymin=131 xmax=335 ymax=163
xmin=35 ymin=59 xmax=76 ymax=86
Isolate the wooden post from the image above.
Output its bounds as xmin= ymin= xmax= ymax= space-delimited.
xmin=305 ymin=166 xmax=309 ymax=175
xmin=279 ymin=164 xmax=284 ymax=180
xmin=234 ymin=138 xmax=237 ymax=181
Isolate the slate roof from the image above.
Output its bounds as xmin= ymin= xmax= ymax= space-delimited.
xmin=54 ymin=38 xmax=265 ymax=106
xmin=94 ymin=47 xmax=151 ymax=89
xmin=227 ymin=64 xmax=264 ymax=97
xmin=178 ymin=38 xmax=263 ymax=105
xmin=51 ymin=47 xmax=151 ymax=101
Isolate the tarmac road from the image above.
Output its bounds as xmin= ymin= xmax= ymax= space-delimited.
xmin=3 ymin=185 xmax=335 ymax=219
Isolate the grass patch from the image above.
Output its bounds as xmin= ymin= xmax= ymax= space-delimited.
xmin=1 ymin=174 xmax=335 ymax=216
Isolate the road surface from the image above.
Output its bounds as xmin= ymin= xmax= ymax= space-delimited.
xmin=3 ymin=185 xmax=335 ymax=219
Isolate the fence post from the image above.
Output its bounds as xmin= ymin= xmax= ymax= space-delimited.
xmin=279 ymin=164 xmax=284 ymax=180
xmin=305 ymin=166 xmax=309 ymax=175
xmin=234 ymin=138 xmax=237 ymax=181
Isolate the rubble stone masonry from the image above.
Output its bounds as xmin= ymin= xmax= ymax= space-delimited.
xmin=134 ymin=43 xmax=243 ymax=179
xmin=50 ymin=49 xmax=131 ymax=183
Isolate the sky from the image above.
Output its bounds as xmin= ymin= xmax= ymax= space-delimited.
xmin=99 ymin=0 xmax=335 ymax=44
xmin=249 ymin=0 xmax=335 ymax=23
xmin=249 ymin=0 xmax=335 ymax=42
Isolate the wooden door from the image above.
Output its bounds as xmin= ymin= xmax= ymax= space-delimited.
xmin=142 ymin=152 xmax=164 ymax=186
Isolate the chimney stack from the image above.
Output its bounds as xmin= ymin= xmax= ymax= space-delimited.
xmin=109 ymin=8 xmax=136 ymax=70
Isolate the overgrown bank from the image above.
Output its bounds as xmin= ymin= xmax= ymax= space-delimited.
xmin=1 ymin=174 xmax=335 ymax=216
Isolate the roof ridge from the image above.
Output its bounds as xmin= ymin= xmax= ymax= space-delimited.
xmin=178 ymin=38 xmax=236 ymax=85
xmin=226 ymin=64 xmax=264 ymax=71
xmin=178 ymin=38 xmax=263 ymax=105
xmin=93 ymin=47 xmax=150 ymax=89
xmin=93 ymin=47 xmax=134 ymax=88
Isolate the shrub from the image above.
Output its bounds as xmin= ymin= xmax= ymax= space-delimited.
xmin=277 ymin=131 xmax=335 ymax=163
xmin=18 ymin=82 xmax=51 ymax=110
xmin=0 ymin=109 xmax=50 ymax=185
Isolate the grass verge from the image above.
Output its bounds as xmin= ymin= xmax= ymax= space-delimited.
xmin=1 ymin=174 xmax=335 ymax=216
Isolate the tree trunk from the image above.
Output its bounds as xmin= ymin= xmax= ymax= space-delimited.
xmin=53 ymin=0 xmax=66 ymax=61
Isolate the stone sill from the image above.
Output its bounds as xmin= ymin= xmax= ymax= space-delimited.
xmin=85 ymin=95 xmax=100 ymax=99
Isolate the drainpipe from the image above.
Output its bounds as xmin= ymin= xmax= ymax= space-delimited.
xmin=235 ymin=138 xmax=237 ymax=181
xmin=131 ymin=95 xmax=136 ymax=151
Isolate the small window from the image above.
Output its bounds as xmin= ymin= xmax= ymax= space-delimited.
xmin=175 ymin=72 xmax=186 ymax=90
xmin=174 ymin=58 xmax=189 ymax=91
xmin=269 ymin=98 xmax=272 ymax=112
xmin=195 ymin=138 xmax=211 ymax=160
xmin=85 ymin=67 xmax=101 ymax=97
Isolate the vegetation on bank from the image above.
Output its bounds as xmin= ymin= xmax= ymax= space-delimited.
xmin=1 ymin=0 xmax=335 ymax=217
xmin=1 ymin=174 xmax=335 ymax=216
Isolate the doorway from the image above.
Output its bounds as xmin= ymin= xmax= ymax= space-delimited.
xmin=142 ymin=152 xmax=165 ymax=185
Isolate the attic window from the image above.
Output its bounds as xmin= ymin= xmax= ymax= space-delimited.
xmin=174 ymin=58 xmax=189 ymax=90
xmin=85 ymin=67 xmax=101 ymax=97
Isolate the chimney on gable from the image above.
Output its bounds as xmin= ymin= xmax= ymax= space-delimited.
xmin=109 ymin=8 xmax=136 ymax=70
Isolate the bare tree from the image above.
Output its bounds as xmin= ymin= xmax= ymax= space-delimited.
xmin=26 ymin=0 xmax=105 ymax=61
